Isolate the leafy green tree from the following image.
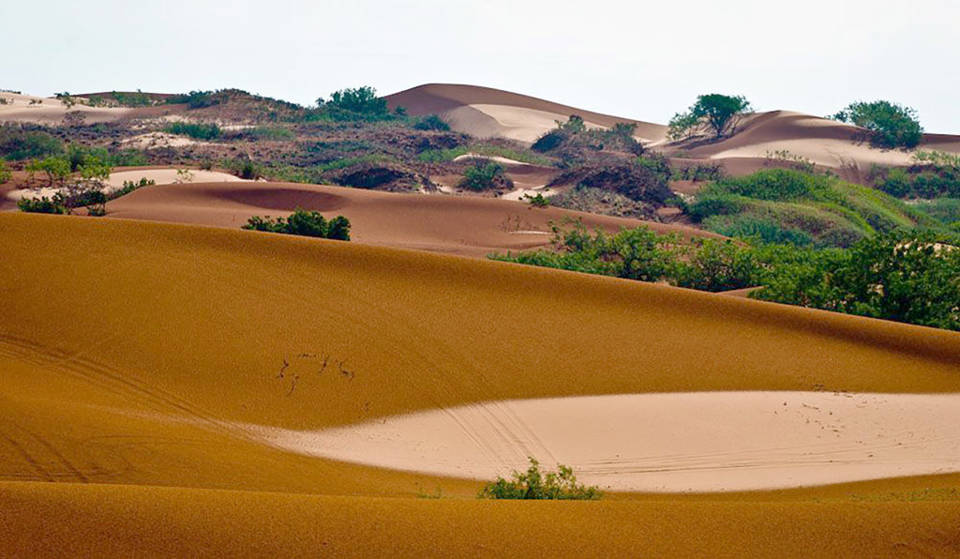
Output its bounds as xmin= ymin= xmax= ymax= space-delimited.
xmin=26 ymin=156 xmax=70 ymax=187
xmin=832 ymin=100 xmax=923 ymax=149
xmin=669 ymin=94 xmax=752 ymax=140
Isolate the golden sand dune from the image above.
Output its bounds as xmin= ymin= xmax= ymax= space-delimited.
xmin=0 ymin=92 xmax=176 ymax=124
xmin=103 ymin=180 xmax=719 ymax=257
xmin=1 ymin=213 xmax=960 ymax=555
xmin=386 ymin=83 xmax=667 ymax=144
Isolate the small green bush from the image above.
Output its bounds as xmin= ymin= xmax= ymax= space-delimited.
xmin=479 ymin=458 xmax=601 ymax=500
xmin=164 ymin=122 xmax=221 ymax=140
xmin=242 ymin=208 xmax=351 ymax=241
xmin=167 ymin=90 xmax=218 ymax=109
xmin=0 ymin=160 xmax=11 ymax=184
xmin=524 ymin=192 xmax=550 ymax=207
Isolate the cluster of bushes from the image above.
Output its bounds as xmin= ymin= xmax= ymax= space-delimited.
xmin=688 ymin=168 xmax=927 ymax=247
xmin=166 ymin=90 xmax=219 ymax=109
xmin=163 ymin=122 xmax=222 ymax=140
xmin=913 ymin=198 xmax=960 ymax=231
xmin=492 ymin=221 xmax=960 ymax=331
xmin=479 ymin=458 xmax=601 ymax=500
xmin=832 ymin=100 xmax=923 ymax=149
xmin=308 ymin=86 xmax=406 ymax=123
xmin=0 ymin=160 xmax=11 ymax=184
xmin=0 ymin=125 xmax=64 ymax=160
xmin=242 ymin=209 xmax=350 ymax=240
xmin=532 ymin=115 xmax=643 ymax=156
xmin=87 ymin=91 xmax=156 ymax=107
xmin=459 ymin=160 xmax=511 ymax=191
xmin=550 ymin=159 xmax=673 ymax=210
xmin=870 ymin=152 xmax=960 ymax=200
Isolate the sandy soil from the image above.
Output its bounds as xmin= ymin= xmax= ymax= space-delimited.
xmin=256 ymin=391 xmax=960 ymax=492
xmin=0 ymin=93 xmax=133 ymax=124
xmin=1 ymin=213 xmax=959 ymax=555
xmin=103 ymin=180 xmax=719 ymax=257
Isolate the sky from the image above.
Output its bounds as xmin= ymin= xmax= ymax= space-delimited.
xmin=2 ymin=0 xmax=958 ymax=133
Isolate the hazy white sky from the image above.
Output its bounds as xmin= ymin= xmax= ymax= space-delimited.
xmin=3 ymin=0 xmax=958 ymax=132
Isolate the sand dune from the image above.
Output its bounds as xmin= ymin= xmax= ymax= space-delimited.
xmin=386 ymin=83 xmax=667 ymax=144
xmin=669 ymin=110 xmax=960 ymax=178
xmin=2 ymin=213 xmax=960 ymax=555
xmin=103 ymin=180 xmax=718 ymax=257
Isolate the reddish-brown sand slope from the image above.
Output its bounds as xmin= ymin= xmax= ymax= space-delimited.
xmin=103 ymin=180 xmax=721 ymax=257
xmin=386 ymin=83 xmax=667 ymax=143
xmin=1 ymin=213 xmax=960 ymax=555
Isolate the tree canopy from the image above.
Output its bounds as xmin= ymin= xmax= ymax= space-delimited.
xmin=831 ymin=100 xmax=923 ymax=149
xmin=668 ymin=94 xmax=752 ymax=141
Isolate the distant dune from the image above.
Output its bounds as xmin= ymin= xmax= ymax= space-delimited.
xmin=386 ymin=83 xmax=668 ymax=144
xmin=2 ymin=213 xmax=960 ymax=556
xmin=385 ymin=84 xmax=960 ymax=178
xmin=104 ymin=179 xmax=719 ymax=257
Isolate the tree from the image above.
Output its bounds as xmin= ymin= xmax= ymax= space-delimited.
xmin=242 ymin=209 xmax=351 ymax=241
xmin=668 ymin=94 xmax=752 ymax=141
xmin=831 ymin=100 xmax=923 ymax=149
xmin=26 ymin=156 xmax=70 ymax=187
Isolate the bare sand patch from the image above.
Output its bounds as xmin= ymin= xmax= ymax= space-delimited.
xmin=251 ymin=391 xmax=960 ymax=492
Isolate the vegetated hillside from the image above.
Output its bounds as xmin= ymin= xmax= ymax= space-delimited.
xmin=687 ymin=168 xmax=937 ymax=247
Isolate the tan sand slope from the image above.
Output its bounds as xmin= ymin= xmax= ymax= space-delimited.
xmin=386 ymin=83 xmax=667 ymax=144
xmin=2 ymin=214 xmax=960 ymax=556
xmin=103 ymin=180 xmax=719 ymax=257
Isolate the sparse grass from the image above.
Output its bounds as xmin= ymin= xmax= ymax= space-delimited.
xmin=479 ymin=458 xmax=601 ymax=500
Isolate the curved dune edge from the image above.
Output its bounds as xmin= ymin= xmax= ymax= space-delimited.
xmin=247 ymin=391 xmax=960 ymax=492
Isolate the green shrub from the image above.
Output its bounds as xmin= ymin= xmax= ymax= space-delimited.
xmin=460 ymin=161 xmax=508 ymax=191
xmin=531 ymin=129 xmax=568 ymax=152
xmin=242 ymin=208 xmax=351 ymax=241
xmin=18 ymin=195 xmax=68 ymax=214
xmin=479 ymin=458 xmax=601 ymax=500
xmin=832 ymin=100 xmax=923 ymax=149
xmin=0 ymin=126 xmax=63 ymax=160
xmin=0 ymin=160 xmax=11 ymax=184
xmin=524 ymin=192 xmax=550 ymax=207
xmin=164 ymin=122 xmax=221 ymax=140
xmin=413 ymin=114 xmax=450 ymax=131
xmin=167 ymin=90 xmax=218 ymax=109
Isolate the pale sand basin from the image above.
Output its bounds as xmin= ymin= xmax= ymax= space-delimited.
xmin=249 ymin=391 xmax=960 ymax=492
xmin=105 ymin=169 xmax=245 ymax=188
